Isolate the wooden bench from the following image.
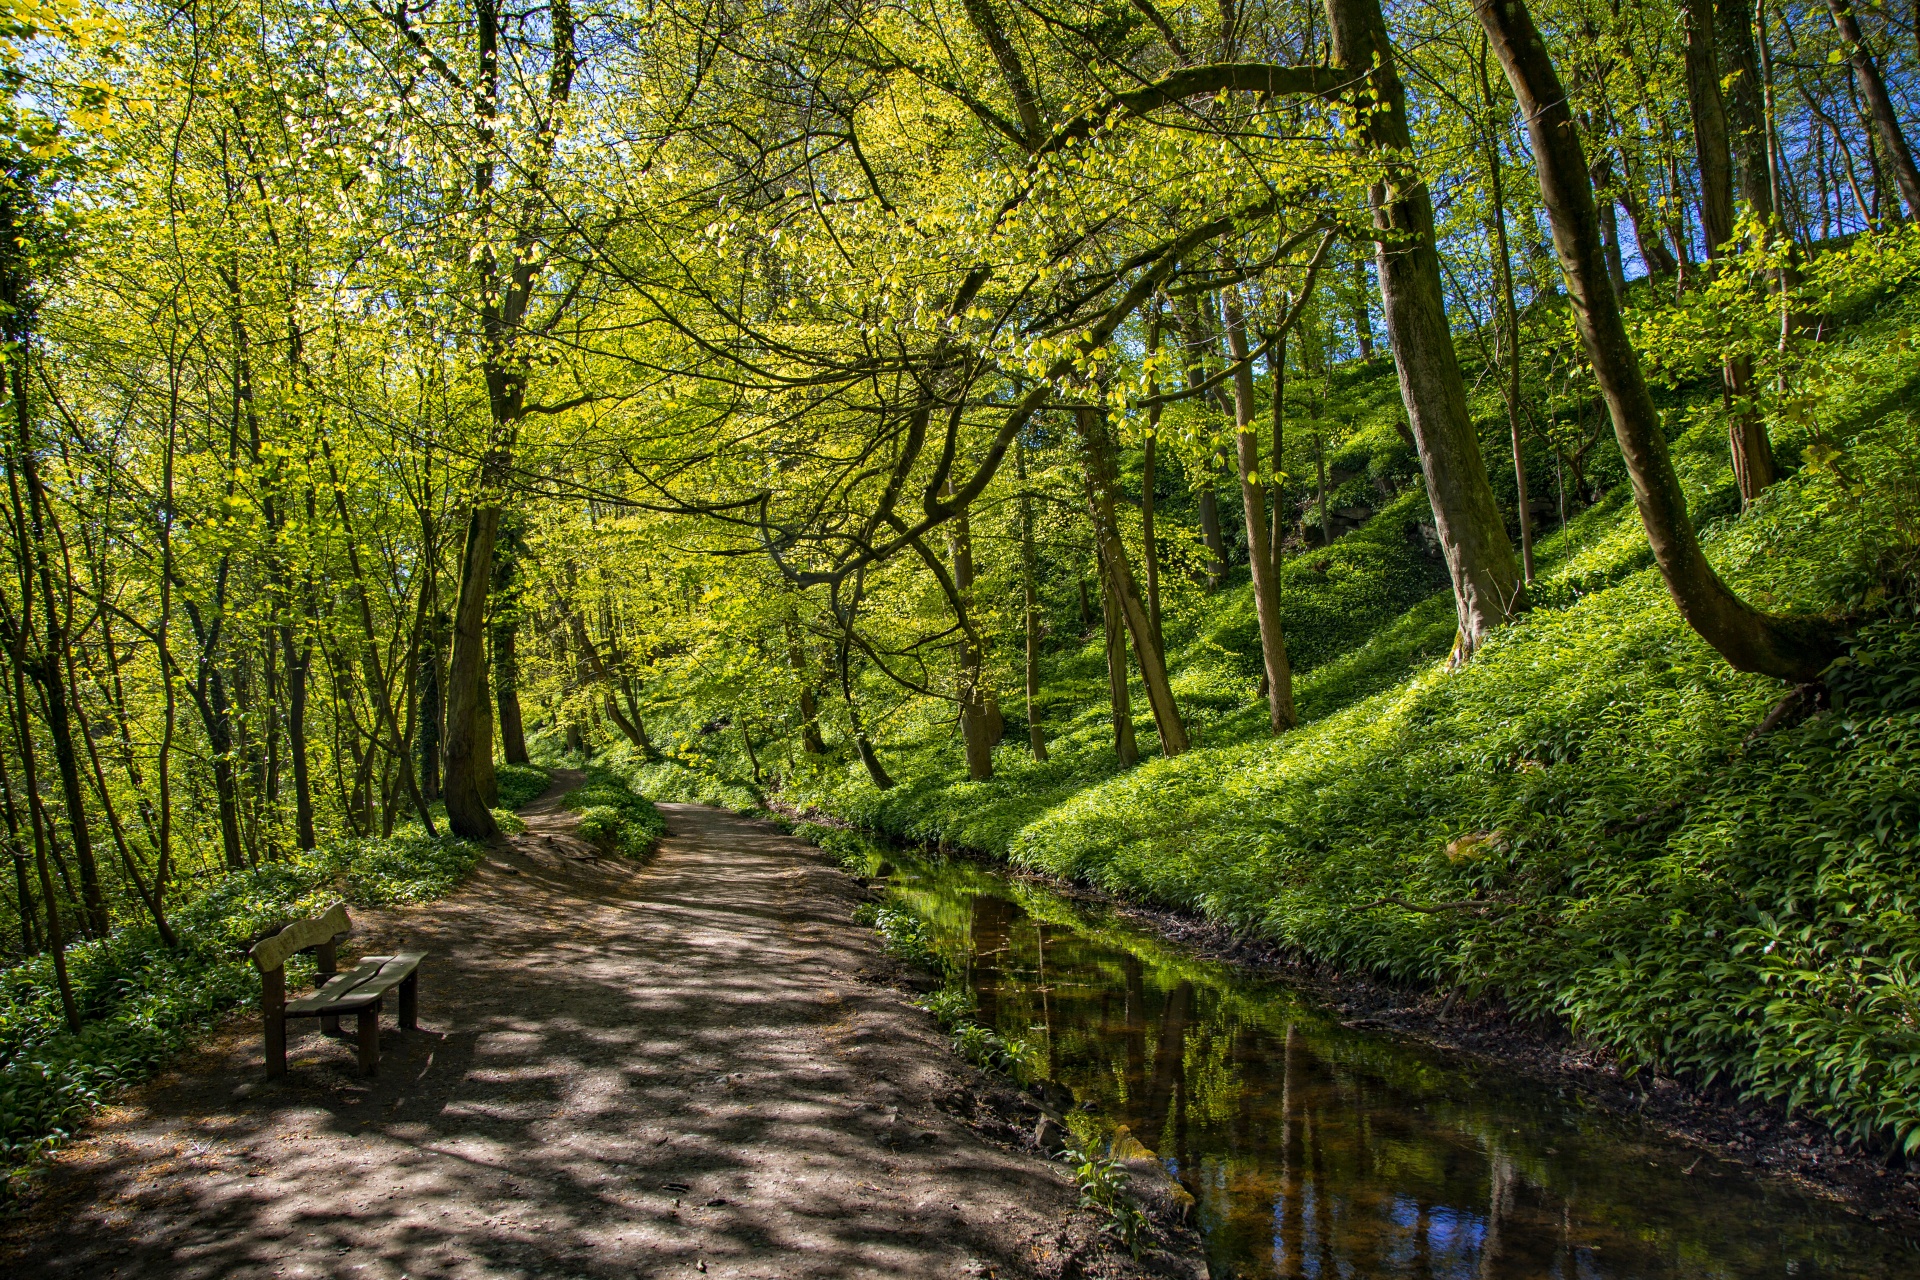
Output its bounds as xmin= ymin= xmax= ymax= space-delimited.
xmin=250 ymin=903 xmax=426 ymax=1077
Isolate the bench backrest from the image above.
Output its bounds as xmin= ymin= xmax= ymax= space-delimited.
xmin=251 ymin=902 xmax=351 ymax=973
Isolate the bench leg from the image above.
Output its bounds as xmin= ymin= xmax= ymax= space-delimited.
xmin=399 ymin=971 xmax=418 ymax=1030
xmin=263 ymin=969 xmax=287 ymax=1078
xmin=357 ymin=1003 xmax=381 ymax=1075
xmin=316 ymin=941 xmax=341 ymax=1033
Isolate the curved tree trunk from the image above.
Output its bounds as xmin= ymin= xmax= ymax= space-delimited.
xmin=1476 ymin=0 xmax=1841 ymax=680
xmin=1324 ymin=0 xmax=1526 ymax=660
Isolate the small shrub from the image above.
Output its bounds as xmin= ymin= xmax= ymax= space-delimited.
xmin=493 ymin=763 xmax=552 ymax=811
xmin=916 ymin=984 xmax=977 ymax=1027
xmin=561 ymin=767 xmax=666 ymax=857
xmin=1061 ymin=1145 xmax=1148 ymax=1258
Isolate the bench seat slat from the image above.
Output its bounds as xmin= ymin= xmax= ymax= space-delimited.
xmin=285 ymin=952 xmax=425 ymax=1017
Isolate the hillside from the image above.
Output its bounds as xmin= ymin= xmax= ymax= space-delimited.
xmin=613 ymin=233 xmax=1920 ymax=1162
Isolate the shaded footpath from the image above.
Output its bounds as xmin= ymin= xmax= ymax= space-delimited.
xmin=1 ymin=776 xmax=1170 ymax=1278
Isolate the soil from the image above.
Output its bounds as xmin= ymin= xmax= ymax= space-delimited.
xmin=0 ymin=775 xmax=1201 ymax=1280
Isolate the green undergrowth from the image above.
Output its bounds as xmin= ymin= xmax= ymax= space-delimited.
xmin=560 ymin=765 xmax=668 ymax=856
xmin=0 ymin=831 xmax=485 ymax=1184
xmin=494 ymin=763 xmax=553 ymax=811
xmin=780 ymin=258 xmax=1920 ymax=1155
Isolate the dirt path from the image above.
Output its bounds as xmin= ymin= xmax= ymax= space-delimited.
xmin=3 ymin=776 xmax=1158 ymax=1279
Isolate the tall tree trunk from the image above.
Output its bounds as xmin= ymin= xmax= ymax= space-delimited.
xmin=1270 ymin=329 xmax=1287 ymax=562
xmin=1325 ymin=0 xmax=1526 ymax=661
xmin=3 ymin=317 xmax=110 ymax=927
xmin=443 ymin=0 xmax=573 ymax=838
xmin=1584 ymin=131 xmax=1632 ymax=297
xmin=945 ymin=483 xmax=996 ymax=780
xmin=1616 ymin=156 xmax=1680 ymax=274
xmin=1718 ymin=0 xmax=1776 ymax=224
xmin=1351 ymin=254 xmax=1375 ymax=358
xmin=1196 ymin=486 xmax=1227 ymax=590
xmin=1223 ymin=290 xmax=1297 ymax=732
xmin=475 ymin=657 xmax=498 ymax=809
xmin=1479 ymin=54 xmax=1535 ymax=582
xmin=280 ymin=622 xmax=316 ymax=848
xmin=0 ymin=743 xmax=35 ymax=954
xmin=1094 ymin=539 xmax=1140 ymax=767
xmin=495 ymin=624 xmax=529 ymax=765
xmin=1078 ymin=408 xmax=1189 ymax=755
xmin=1143 ymin=312 xmax=1165 ymax=651
xmin=788 ymin=623 xmax=827 ymax=755
xmin=1477 ymin=0 xmax=1841 ymax=680
xmin=443 ymin=505 xmax=503 ymax=838
xmin=491 ymin=524 xmax=530 ymax=766
xmin=1825 ymin=0 xmax=1920 ymax=215
xmin=416 ymin=611 xmax=443 ymax=804
xmin=1685 ymin=0 xmax=1738 ymax=255
xmin=205 ymin=672 xmax=247 ymax=871
xmin=1315 ymin=434 xmax=1329 ymax=544
xmin=10 ymin=661 xmax=75 ymax=1029
xmin=1016 ymin=447 xmax=1048 ymax=761
xmin=833 ymin=609 xmax=894 ymax=789
xmin=1688 ymin=0 xmax=1777 ymax=503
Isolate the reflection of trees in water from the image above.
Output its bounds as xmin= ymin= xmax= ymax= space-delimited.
xmin=905 ymin=877 xmax=1898 ymax=1279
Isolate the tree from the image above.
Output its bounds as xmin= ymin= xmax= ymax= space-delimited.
xmin=1476 ymin=0 xmax=1840 ymax=681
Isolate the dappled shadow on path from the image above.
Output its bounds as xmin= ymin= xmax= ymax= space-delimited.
xmin=2 ymin=794 xmax=1090 ymax=1280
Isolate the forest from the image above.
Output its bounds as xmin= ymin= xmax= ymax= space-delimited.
xmin=2 ymin=0 xmax=1920 ymax=1214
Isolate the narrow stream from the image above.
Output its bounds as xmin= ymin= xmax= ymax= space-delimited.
xmin=861 ymin=848 xmax=1919 ymax=1279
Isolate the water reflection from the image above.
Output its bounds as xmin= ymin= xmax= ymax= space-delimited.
xmin=874 ymin=853 xmax=1918 ymax=1279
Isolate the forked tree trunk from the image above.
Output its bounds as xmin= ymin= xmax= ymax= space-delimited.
xmin=1223 ymin=290 xmax=1297 ymax=732
xmin=1477 ymin=0 xmax=1841 ymax=680
xmin=1324 ymin=0 xmax=1526 ymax=660
xmin=1077 ymin=408 xmax=1189 ymax=755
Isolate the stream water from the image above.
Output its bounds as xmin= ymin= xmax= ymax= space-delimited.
xmin=861 ymin=848 xmax=1920 ymax=1279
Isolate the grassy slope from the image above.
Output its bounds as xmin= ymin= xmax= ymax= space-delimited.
xmin=759 ymin=272 xmax=1920 ymax=1154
